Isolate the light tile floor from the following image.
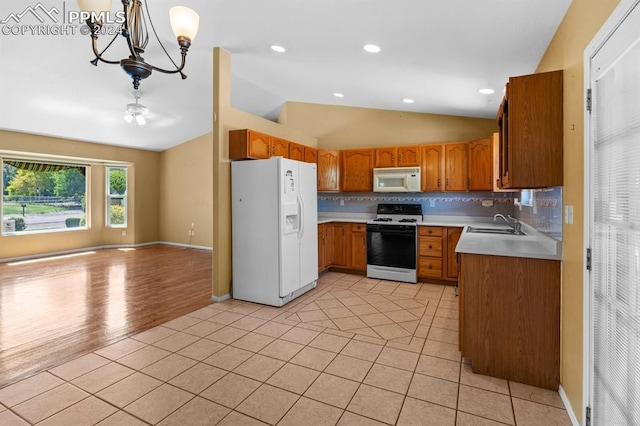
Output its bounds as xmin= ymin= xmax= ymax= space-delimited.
xmin=0 ymin=272 xmax=572 ymax=425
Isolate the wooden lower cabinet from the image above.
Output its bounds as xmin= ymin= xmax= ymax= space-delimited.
xmin=317 ymin=222 xmax=367 ymax=273
xmin=459 ymin=253 xmax=560 ymax=389
xmin=350 ymin=223 xmax=367 ymax=271
xmin=332 ymin=223 xmax=349 ymax=267
xmin=318 ymin=224 xmax=334 ymax=273
xmin=418 ymin=226 xmax=462 ymax=282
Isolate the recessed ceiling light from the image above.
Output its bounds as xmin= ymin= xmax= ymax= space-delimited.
xmin=271 ymin=45 xmax=286 ymax=53
xmin=334 ymin=93 xmax=344 ymax=98
xmin=402 ymin=98 xmax=414 ymax=104
xmin=478 ymin=88 xmax=495 ymax=95
xmin=363 ymin=44 xmax=381 ymax=53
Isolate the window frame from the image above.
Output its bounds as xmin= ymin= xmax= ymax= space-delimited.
xmin=1 ymin=157 xmax=89 ymax=235
xmin=106 ymin=166 xmax=128 ymax=228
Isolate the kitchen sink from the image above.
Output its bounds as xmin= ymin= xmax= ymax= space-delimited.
xmin=466 ymin=226 xmax=526 ymax=236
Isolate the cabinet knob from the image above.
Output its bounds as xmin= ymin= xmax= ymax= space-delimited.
xmin=437 ymin=179 xmax=441 ymax=187
xmin=428 ymin=265 xmax=432 ymax=269
xmin=446 ymin=178 xmax=449 ymax=188
xmin=428 ymin=245 xmax=433 ymax=249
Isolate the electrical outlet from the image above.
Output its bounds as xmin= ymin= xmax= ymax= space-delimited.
xmin=339 ymin=199 xmax=344 ymax=206
xmin=429 ymin=199 xmax=435 ymax=208
xmin=121 ymin=230 xmax=126 ymax=237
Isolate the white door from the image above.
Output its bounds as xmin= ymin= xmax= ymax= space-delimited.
xmin=586 ymin=1 xmax=640 ymax=424
xmin=279 ymin=158 xmax=301 ymax=297
xmin=298 ymin=162 xmax=318 ymax=287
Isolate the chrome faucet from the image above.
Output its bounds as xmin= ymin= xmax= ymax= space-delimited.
xmin=493 ymin=213 xmax=523 ymax=235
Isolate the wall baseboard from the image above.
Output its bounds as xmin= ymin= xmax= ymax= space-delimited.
xmin=0 ymin=241 xmax=213 ymax=264
xmin=559 ymin=385 xmax=581 ymax=426
xmin=212 ymin=294 xmax=231 ymax=302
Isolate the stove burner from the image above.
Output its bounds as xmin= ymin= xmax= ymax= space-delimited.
xmin=399 ymin=218 xmax=418 ymax=223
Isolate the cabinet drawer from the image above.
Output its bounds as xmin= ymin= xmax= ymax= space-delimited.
xmin=351 ymin=223 xmax=366 ymax=233
xmin=419 ymin=257 xmax=443 ymax=277
xmin=419 ymin=226 xmax=443 ymax=237
xmin=419 ymin=237 xmax=443 ymax=257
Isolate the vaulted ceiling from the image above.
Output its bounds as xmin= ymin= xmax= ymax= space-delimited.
xmin=0 ymin=0 xmax=572 ymax=151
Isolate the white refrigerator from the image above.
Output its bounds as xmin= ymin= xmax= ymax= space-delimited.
xmin=231 ymin=157 xmax=318 ymax=306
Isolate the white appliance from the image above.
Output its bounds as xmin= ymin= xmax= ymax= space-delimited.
xmin=373 ymin=167 xmax=421 ymax=192
xmin=231 ymin=157 xmax=318 ymax=306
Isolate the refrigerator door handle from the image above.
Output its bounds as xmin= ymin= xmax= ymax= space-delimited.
xmin=297 ymin=194 xmax=305 ymax=241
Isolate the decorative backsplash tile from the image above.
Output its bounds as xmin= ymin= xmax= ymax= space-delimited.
xmin=319 ymin=187 xmax=563 ymax=241
xmin=318 ymin=192 xmax=518 ymax=217
xmin=514 ymin=186 xmax=563 ymax=241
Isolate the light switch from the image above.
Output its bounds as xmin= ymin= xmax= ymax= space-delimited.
xmin=565 ymin=205 xmax=574 ymax=224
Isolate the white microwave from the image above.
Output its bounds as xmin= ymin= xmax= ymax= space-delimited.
xmin=373 ymin=167 xmax=421 ymax=192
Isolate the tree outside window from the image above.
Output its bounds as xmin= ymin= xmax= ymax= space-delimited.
xmin=107 ymin=167 xmax=127 ymax=227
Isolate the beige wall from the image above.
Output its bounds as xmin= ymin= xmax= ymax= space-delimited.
xmin=535 ymin=0 xmax=620 ymax=420
xmin=278 ymin=102 xmax=497 ymax=149
xmin=0 ymin=130 xmax=160 ymax=259
xmin=159 ymin=133 xmax=214 ymax=248
xmin=212 ymin=48 xmax=318 ymax=299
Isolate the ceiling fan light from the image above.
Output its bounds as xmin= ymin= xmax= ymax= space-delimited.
xmin=135 ymin=115 xmax=146 ymax=126
xmin=77 ymin=0 xmax=112 ymax=13
xmin=123 ymin=114 xmax=134 ymax=123
xmin=169 ymin=6 xmax=199 ymax=42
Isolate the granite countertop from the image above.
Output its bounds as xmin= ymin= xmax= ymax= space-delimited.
xmin=317 ymin=213 xmax=563 ymax=261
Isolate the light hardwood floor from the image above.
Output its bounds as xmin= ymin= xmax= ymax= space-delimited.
xmin=0 ymin=245 xmax=213 ymax=386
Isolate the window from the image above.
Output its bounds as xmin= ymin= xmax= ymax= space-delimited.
xmin=107 ymin=166 xmax=127 ymax=227
xmin=1 ymin=159 xmax=87 ymax=234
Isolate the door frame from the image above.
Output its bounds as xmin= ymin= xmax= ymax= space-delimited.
xmin=583 ymin=1 xmax=640 ymax=425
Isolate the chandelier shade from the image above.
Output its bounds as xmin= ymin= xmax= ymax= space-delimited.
xmin=77 ymin=0 xmax=112 ymax=13
xmin=170 ymin=6 xmax=200 ymax=42
xmin=77 ymin=0 xmax=199 ymax=90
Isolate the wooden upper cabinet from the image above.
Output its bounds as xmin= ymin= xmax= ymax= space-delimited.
xmin=289 ymin=142 xmax=305 ymax=161
xmin=499 ymin=70 xmax=563 ymax=188
xmin=375 ymin=146 xmax=420 ymax=168
xmin=229 ymin=129 xmax=271 ymax=159
xmin=444 ymin=143 xmax=468 ymax=192
xmin=341 ymin=149 xmax=374 ymax=192
xmin=271 ymin=137 xmax=289 ymax=158
xmin=375 ymin=147 xmax=397 ymax=168
xmin=317 ymin=150 xmax=340 ymax=191
xmin=468 ymin=138 xmax=493 ymax=191
xmin=304 ymin=147 xmax=318 ymax=164
xmin=397 ymin=146 xmax=420 ymax=167
xmin=420 ymin=145 xmax=444 ymax=191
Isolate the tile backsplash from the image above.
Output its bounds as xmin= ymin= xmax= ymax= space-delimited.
xmin=514 ymin=186 xmax=563 ymax=241
xmin=318 ymin=192 xmax=517 ymax=217
xmin=319 ymin=187 xmax=563 ymax=241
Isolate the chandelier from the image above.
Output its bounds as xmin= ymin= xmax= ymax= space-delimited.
xmin=124 ymin=91 xmax=148 ymax=126
xmin=77 ymin=0 xmax=199 ymax=90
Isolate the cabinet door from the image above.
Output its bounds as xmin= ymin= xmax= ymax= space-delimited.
xmin=446 ymin=227 xmax=462 ymax=279
xmin=444 ymin=143 xmax=468 ymax=191
xmin=317 ymin=150 xmax=340 ymax=191
xmin=332 ymin=224 xmax=349 ymax=267
xmin=375 ymin=147 xmax=397 ymax=167
xmin=341 ymin=149 xmax=374 ymax=192
xmin=271 ymin=138 xmax=289 ymax=157
xmin=289 ymin=142 xmax=305 ymax=161
xmin=350 ymin=224 xmax=367 ymax=271
xmin=468 ymin=139 xmax=493 ymax=191
xmin=324 ymin=224 xmax=334 ymax=268
xmin=420 ymin=145 xmax=444 ymax=191
xmin=318 ymin=224 xmax=325 ymax=273
xmin=304 ymin=147 xmax=318 ymax=164
xmin=397 ymin=146 xmax=420 ymax=167
xmin=247 ymin=131 xmax=272 ymax=159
